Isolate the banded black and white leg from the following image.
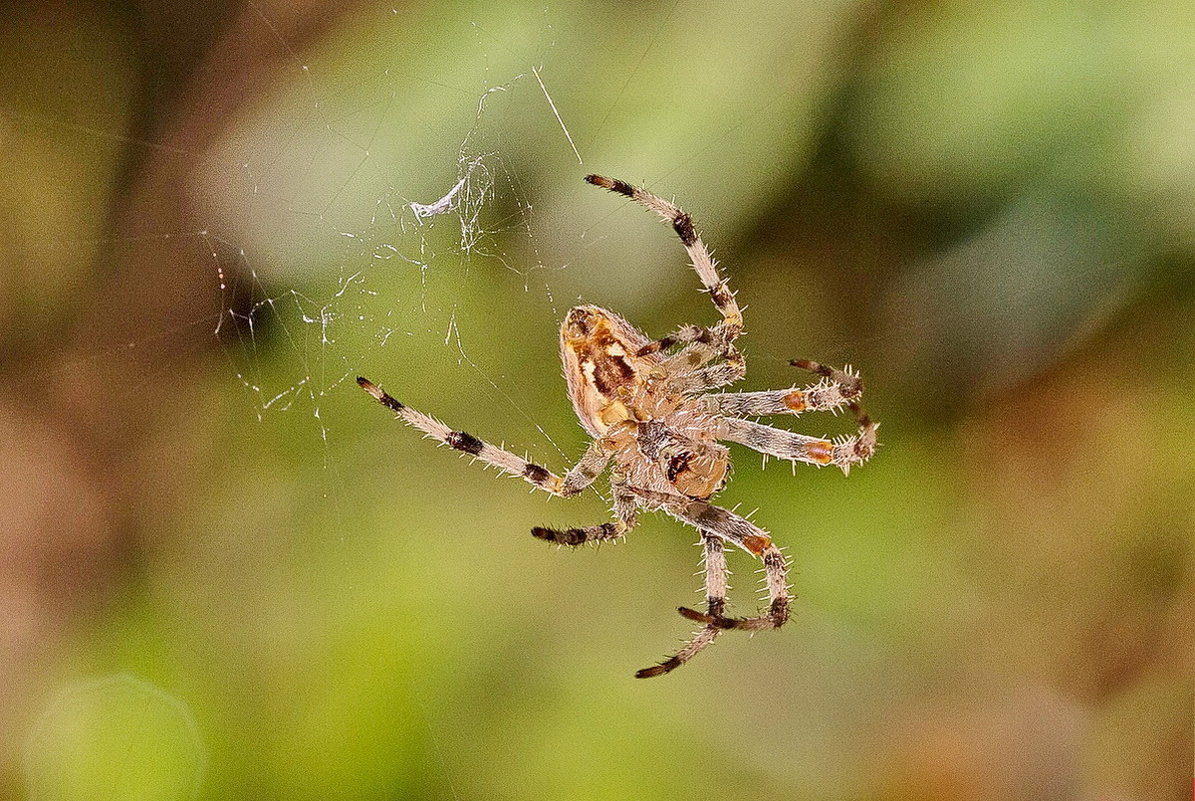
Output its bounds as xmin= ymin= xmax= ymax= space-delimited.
xmin=629 ymin=488 xmax=791 ymax=677
xmin=636 ymin=532 xmax=728 ymax=678
xmin=634 ymin=324 xmax=716 ymax=357
xmin=585 ymin=174 xmax=744 ymax=354
xmin=357 ymin=376 xmax=610 ymax=498
xmin=641 ymin=328 xmax=747 ymax=394
xmin=532 ymin=479 xmax=638 ymax=546
xmin=652 ymin=492 xmax=790 ymax=630
xmin=680 ymin=543 xmax=789 ymax=632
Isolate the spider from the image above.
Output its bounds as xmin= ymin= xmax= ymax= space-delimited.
xmin=357 ymin=174 xmax=877 ymax=677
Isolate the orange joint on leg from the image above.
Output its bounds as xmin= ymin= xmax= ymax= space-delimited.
xmin=783 ymin=391 xmax=807 ymax=412
xmin=742 ymin=533 xmax=772 ymax=555
xmin=805 ymin=440 xmax=834 ymax=464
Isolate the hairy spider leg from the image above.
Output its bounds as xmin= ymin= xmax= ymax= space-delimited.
xmin=636 ymin=532 xmax=727 ymax=678
xmin=666 ymin=355 xmax=749 ymax=394
xmin=708 ymin=359 xmax=876 ymax=473
xmin=640 ymin=488 xmax=790 ymax=626
xmin=718 ymin=417 xmax=876 ymax=475
xmin=790 ymin=361 xmax=877 ymax=455
xmin=532 ymin=480 xmax=639 ymax=546
xmin=624 ymin=486 xmax=790 ymax=675
xmin=357 ymin=376 xmax=610 ymax=497
xmin=630 ymin=487 xmax=773 ymax=555
xmin=678 ymin=544 xmax=789 ymax=632
xmin=704 ymin=363 xmax=865 ymax=418
xmin=584 ymin=174 xmax=743 ymax=363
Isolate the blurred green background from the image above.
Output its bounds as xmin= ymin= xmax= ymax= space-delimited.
xmin=1 ymin=0 xmax=1191 ymax=799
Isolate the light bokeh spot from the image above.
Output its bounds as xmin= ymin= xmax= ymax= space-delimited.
xmin=25 ymin=675 xmax=206 ymax=801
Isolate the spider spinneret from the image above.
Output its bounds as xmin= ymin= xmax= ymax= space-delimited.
xmin=358 ymin=173 xmax=877 ymax=677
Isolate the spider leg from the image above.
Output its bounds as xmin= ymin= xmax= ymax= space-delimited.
xmin=532 ymin=479 xmax=638 ymax=546
xmin=586 ymin=174 xmax=747 ymax=394
xmin=637 ymin=491 xmax=789 ymax=613
xmin=636 ymin=533 xmax=727 ymax=678
xmin=704 ymin=363 xmax=864 ymax=418
xmin=358 ymin=377 xmax=610 ymax=496
xmin=630 ymin=487 xmax=773 ymax=556
xmin=531 ymin=522 xmax=626 ymax=545
xmin=717 ymin=413 xmax=878 ymax=475
xmin=669 ymin=350 xmax=747 ymax=393
xmin=635 ymin=324 xmax=716 ymax=357
xmin=585 ymin=174 xmax=743 ymax=343
xmin=678 ymin=544 xmax=789 ymax=632
xmin=630 ymin=489 xmax=791 ymax=676
xmin=641 ymin=340 xmax=747 ymax=396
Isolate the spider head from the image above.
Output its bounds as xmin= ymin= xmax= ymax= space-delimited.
xmin=560 ymin=305 xmax=653 ymax=436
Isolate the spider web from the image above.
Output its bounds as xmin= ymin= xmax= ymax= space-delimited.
xmin=195 ymin=35 xmax=576 ymax=462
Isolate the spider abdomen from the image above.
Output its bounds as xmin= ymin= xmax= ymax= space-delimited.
xmin=560 ymin=305 xmax=658 ymax=436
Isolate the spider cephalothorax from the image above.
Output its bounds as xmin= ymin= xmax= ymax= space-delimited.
xmin=358 ymin=174 xmax=877 ymax=677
